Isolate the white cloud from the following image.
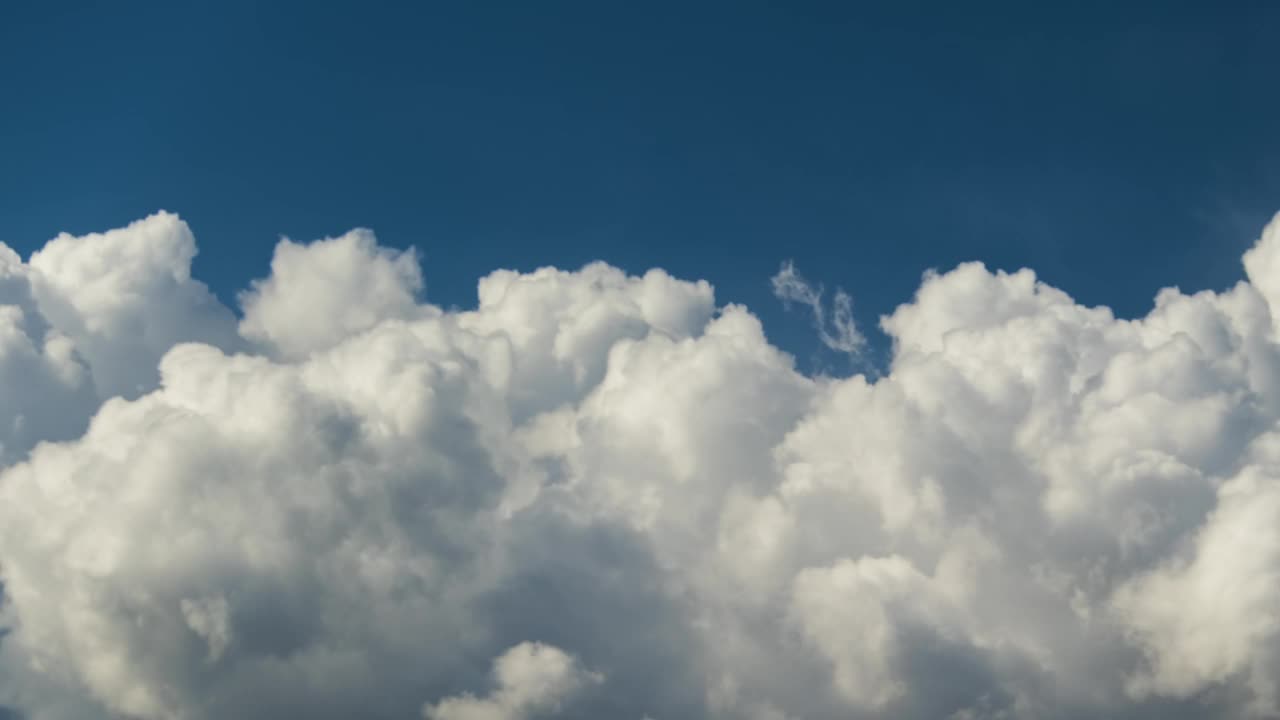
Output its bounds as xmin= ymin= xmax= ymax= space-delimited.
xmin=238 ymin=229 xmax=425 ymax=359
xmin=0 ymin=212 xmax=238 ymax=465
xmin=423 ymin=643 xmax=601 ymax=720
xmin=0 ymin=244 xmax=95 ymax=464
xmin=26 ymin=211 xmax=242 ymax=398
xmin=2 ymin=211 xmax=1280 ymax=719
xmin=1112 ymin=465 xmax=1280 ymax=712
xmin=771 ymin=261 xmax=864 ymax=359
xmin=789 ymin=555 xmax=964 ymax=710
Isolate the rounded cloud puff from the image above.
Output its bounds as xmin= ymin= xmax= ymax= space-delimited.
xmin=3 ymin=212 xmax=1280 ymax=719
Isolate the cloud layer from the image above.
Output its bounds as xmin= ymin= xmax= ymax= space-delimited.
xmin=3 ymin=211 xmax=1280 ymax=719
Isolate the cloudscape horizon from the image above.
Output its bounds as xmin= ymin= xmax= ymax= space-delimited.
xmin=3 ymin=210 xmax=1280 ymax=718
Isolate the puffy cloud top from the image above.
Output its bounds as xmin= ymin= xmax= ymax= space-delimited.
xmin=424 ymin=643 xmax=601 ymax=720
xmin=27 ymin=212 xmax=242 ymax=398
xmin=3 ymin=211 xmax=1280 ymax=719
xmin=239 ymin=230 xmax=425 ymax=358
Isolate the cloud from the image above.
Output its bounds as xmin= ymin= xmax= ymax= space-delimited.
xmin=771 ymin=260 xmax=864 ymax=359
xmin=238 ymin=230 xmax=425 ymax=359
xmin=423 ymin=643 xmax=601 ymax=720
xmin=26 ymin=212 xmax=242 ymax=398
xmin=0 ymin=212 xmax=238 ymax=465
xmin=2 ymin=211 xmax=1280 ymax=718
xmin=0 ymin=245 xmax=95 ymax=464
xmin=1112 ymin=466 xmax=1280 ymax=713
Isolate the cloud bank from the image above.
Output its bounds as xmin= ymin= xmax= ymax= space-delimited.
xmin=3 ymin=211 xmax=1280 ymax=719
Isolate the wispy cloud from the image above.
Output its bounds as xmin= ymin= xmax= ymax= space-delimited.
xmin=771 ymin=260 xmax=865 ymax=359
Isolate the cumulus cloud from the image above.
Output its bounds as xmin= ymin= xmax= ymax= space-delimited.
xmin=0 ymin=245 xmax=94 ymax=464
xmin=0 ymin=212 xmax=238 ymax=465
xmin=423 ymin=643 xmax=601 ymax=720
xmin=1112 ymin=466 xmax=1280 ymax=711
xmin=3 ymin=211 xmax=1280 ymax=719
xmin=238 ymin=230 xmax=425 ymax=359
xmin=26 ymin=212 xmax=242 ymax=398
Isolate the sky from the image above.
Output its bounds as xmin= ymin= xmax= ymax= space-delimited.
xmin=5 ymin=3 xmax=1280 ymax=720
xmin=4 ymin=2 xmax=1280 ymax=367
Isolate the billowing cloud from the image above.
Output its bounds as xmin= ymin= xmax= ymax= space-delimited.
xmin=238 ymin=230 xmax=425 ymax=359
xmin=0 ymin=212 xmax=238 ymax=465
xmin=2 ymin=211 xmax=1280 ymax=719
xmin=26 ymin=212 xmax=242 ymax=398
xmin=0 ymin=244 xmax=94 ymax=464
xmin=423 ymin=643 xmax=601 ymax=720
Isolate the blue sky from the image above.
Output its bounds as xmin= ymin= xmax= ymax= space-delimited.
xmin=3 ymin=2 xmax=1278 ymax=367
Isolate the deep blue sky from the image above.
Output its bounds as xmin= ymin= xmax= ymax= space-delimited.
xmin=3 ymin=2 xmax=1278 ymax=368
